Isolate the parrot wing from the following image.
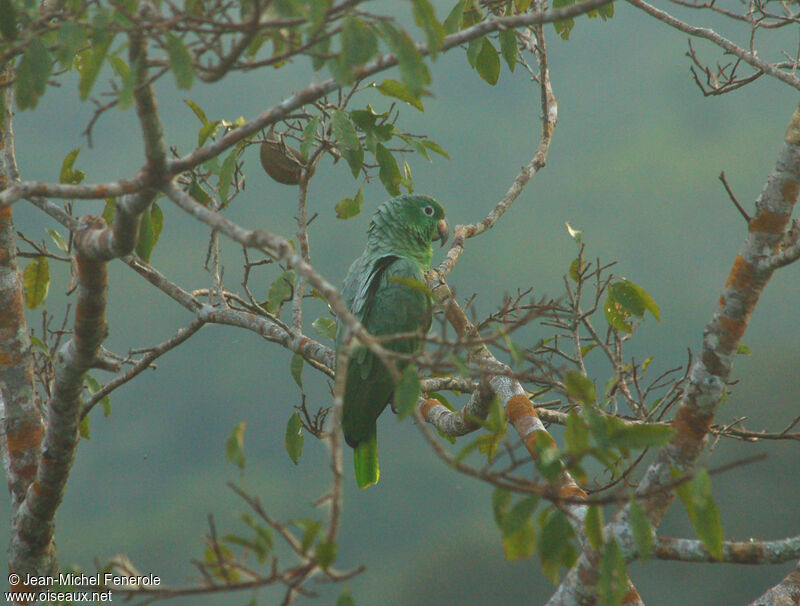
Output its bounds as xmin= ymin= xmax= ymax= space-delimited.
xmin=341 ymin=255 xmax=433 ymax=488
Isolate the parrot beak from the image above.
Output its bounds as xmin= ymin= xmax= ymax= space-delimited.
xmin=435 ymin=219 xmax=450 ymax=247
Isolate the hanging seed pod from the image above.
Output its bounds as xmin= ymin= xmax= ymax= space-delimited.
xmin=259 ymin=126 xmax=311 ymax=185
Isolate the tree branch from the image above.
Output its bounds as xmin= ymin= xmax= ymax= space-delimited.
xmin=626 ymin=0 xmax=800 ymax=91
xmin=747 ymin=564 xmax=800 ymax=606
xmin=0 ymin=74 xmax=46 ymax=591
xmin=654 ymin=534 xmax=800 ymax=564
xmin=11 ymin=216 xmax=111 ymax=581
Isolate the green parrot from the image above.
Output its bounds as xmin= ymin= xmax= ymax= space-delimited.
xmin=336 ymin=194 xmax=449 ymax=489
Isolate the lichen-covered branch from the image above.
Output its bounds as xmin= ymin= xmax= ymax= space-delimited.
xmin=10 ymin=217 xmax=110 ymax=581
xmin=0 ymin=74 xmax=42 ymax=567
xmin=747 ymin=564 xmax=800 ymax=606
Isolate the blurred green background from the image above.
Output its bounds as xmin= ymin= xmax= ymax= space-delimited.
xmin=3 ymin=1 xmax=800 ymax=605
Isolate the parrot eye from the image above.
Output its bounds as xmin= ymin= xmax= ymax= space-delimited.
xmin=423 ymin=206 xmax=434 ymax=216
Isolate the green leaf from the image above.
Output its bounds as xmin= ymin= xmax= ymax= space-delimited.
xmin=116 ymin=57 xmax=137 ymax=111
xmin=443 ymin=1 xmax=466 ymax=34
xmin=29 ymin=335 xmax=50 ymax=358
xmin=252 ymin=525 xmax=273 ymax=562
xmin=184 ymin=98 xmax=208 ymax=124
xmin=310 ymin=36 xmax=331 ymax=71
xmin=55 ymin=21 xmax=87 ymax=70
xmin=736 ymin=344 xmax=752 ymax=356
xmin=290 ymin=353 xmax=304 ymax=388
xmin=629 ymin=498 xmax=653 ymax=562
xmin=0 ymin=0 xmax=18 ymax=40
xmin=453 ymin=437 xmax=481 ymax=465
xmin=598 ymin=538 xmax=627 ymax=606
xmin=306 ymin=0 xmax=331 ymax=28
xmin=675 ymin=469 xmax=723 ymax=561
xmin=16 ymin=39 xmax=53 ymax=110
xmin=375 ymin=79 xmax=424 ymax=111
xmin=165 ymin=32 xmax=194 ymax=89
xmin=693 ymin=492 xmax=723 ymax=561
xmin=411 ymin=0 xmax=445 ymax=56
xmin=331 ymin=110 xmax=364 ymax=179
xmin=79 ymin=414 xmax=90 ymax=440
xmin=312 ymin=316 xmax=337 ymax=340
xmin=499 ymin=28 xmax=517 ymax=72
xmin=502 ymin=496 xmax=539 ymax=537
xmin=565 ymin=221 xmax=583 ymax=244
xmin=486 ymin=393 xmax=507 ymax=434
xmin=225 ymin=421 xmax=246 ymax=471
xmin=492 ymin=487 xmax=513 ymax=526
xmin=295 ymin=519 xmax=322 ymax=553
xmin=285 ymin=411 xmax=304 ymax=464
xmin=530 ymin=430 xmax=563 ymax=483
xmin=604 ymin=290 xmax=632 ymax=333
xmin=108 ymin=55 xmax=130 ymax=83
xmin=340 ymin=16 xmax=378 ymax=68
xmin=609 ymin=280 xmax=660 ymax=322
xmin=336 ymin=590 xmax=356 ymax=606
xmin=46 ymin=228 xmax=69 ymax=254
xmin=607 ymin=421 xmax=674 ymax=450
xmin=85 ymin=374 xmax=111 ymax=417
xmin=422 ymin=138 xmax=449 ymax=158
xmin=375 ymin=143 xmax=402 ymax=196
xmin=516 ymin=0 xmax=533 ymax=10
xmin=402 ymin=159 xmax=413 ymax=191
xmin=552 ymin=0 xmax=576 ymax=39
xmin=564 ymin=410 xmax=590 ymax=455
xmin=477 ymin=433 xmax=503 ymax=462
xmin=600 ymin=2 xmax=614 ymax=19
xmin=499 ymin=495 xmax=539 ymax=562
xmin=335 ymin=188 xmax=363 ymax=219
xmin=537 ymin=509 xmax=575 ymax=583
xmin=102 ymin=198 xmax=116 ymax=225
xmin=314 ymin=540 xmax=337 ymax=569
xmin=198 ymin=120 xmax=221 ymax=146
xmin=502 ymin=517 xmax=535 ymax=561
xmin=583 ymin=404 xmax=611 ymax=450
xmin=23 ymin=257 xmax=50 ymax=309
xmin=76 ymin=34 xmax=112 ymax=101
xmin=135 ymin=203 xmax=163 ymax=263
xmin=59 ymin=148 xmax=85 ymax=184
xmin=218 ymin=148 xmax=239 ymax=203
xmin=376 ymin=21 xmax=430 ymax=95
xmin=474 ymin=38 xmax=500 ymax=85
xmin=204 ymin=543 xmax=238 ymax=582
xmin=150 ymin=202 xmax=164 ymax=241
xmin=188 ymin=179 xmax=213 ymax=206
xmin=394 ymin=364 xmax=421 ymax=420
xmin=266 ymin=270 xmax=297 ymax=313
xmin=565 ymin=371 xmax=596 ymax=405
xmin=585 ymin=505 xmax=604 ymax=550
xmin=300 ymin=114 xmax=321 ymax=159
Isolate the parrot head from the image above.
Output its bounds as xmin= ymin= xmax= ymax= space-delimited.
xmin=368 ymin=195 xmax=449 ymax=257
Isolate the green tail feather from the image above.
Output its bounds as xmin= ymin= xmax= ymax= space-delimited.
xmin=353 ymin=432 xmax=379 ymax=489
